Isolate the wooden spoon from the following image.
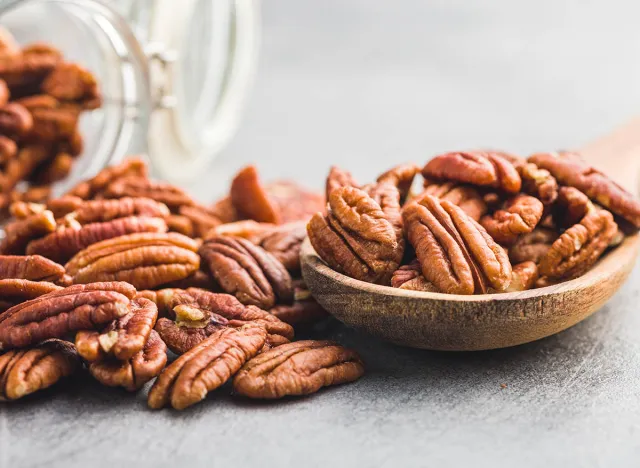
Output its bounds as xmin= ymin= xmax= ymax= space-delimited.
xmin=301 ymin=119 xmax=640 ymax=351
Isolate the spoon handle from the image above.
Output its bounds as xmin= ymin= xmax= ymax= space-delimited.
xmin=579 ymin=117 xmax=640 ymax=194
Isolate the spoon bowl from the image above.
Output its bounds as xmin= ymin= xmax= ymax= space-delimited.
xmin=301 ymin=118 xmax=640 ymax=350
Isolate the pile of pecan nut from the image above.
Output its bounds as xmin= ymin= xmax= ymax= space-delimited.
xmin=0 ymin=28 xmax=101 ymax=215
xmin=309 ymin=151 xmax=640 ymax=294
xmin=0 ymin=159 xmax=364 ymax=409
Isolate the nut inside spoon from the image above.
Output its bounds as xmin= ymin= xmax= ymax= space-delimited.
xmin=301 ymin=119 xmax=640 ymax=351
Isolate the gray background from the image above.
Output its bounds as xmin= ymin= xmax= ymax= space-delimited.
xmin=3 ymin=1 xmax=640 ymax=467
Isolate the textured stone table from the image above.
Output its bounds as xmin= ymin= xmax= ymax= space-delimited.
xmin=3 ymin=1 xmax=640 ymax=466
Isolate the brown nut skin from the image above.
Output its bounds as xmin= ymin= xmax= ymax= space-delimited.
xmin=504 ymin=261 xmax=539 ymax=292
xmin=69 ymin=197 xmax=170 ymax=225
xmin=148 ymin=324 xmax=267 ymax=410
xmin=538 ymin=209 xmax=618 ymax=280
xmin=102 ymin=176 xmax=194 ymax=212
xmin=0 ymin=282 xmax=136 ymax=350
xmin=508 ymin=227 xmax=559 ymax=264
xmin=0 ymin=279 xmax=62 ymax=312
xmin=308 ymin=186 xmax=403 ymax=285
xmin=0 ymin=210 xmax=56 ymax=255
xmin=233 ymin=340 xmax=365 ymax=400
xmin=422 ymin=151 xmax=521 ymax=194
xmin=88 ymin=329 xmax=167 ymax=392
xmin=528 ymin=151 xmax=640 ymax=228
xmin=402 ymin=195 xmax=512 ymax=294
xmin=25 ymin=215 xmax=168 ymax=264
xmin=64 ymin=232 xmax=200 ymax=290
xmin=66 ymin=158 xmax=148 ymax=200
xmin=420 ymin=181 xmax=488 ymax=222
xmin=552 ymin=186 xmax=591 ymax=229
xmin=0 ymin=339 xmax=79 ymax=401
xmin=480 ymin=194 xmax=544 ymax=245
xmin=376 ymin=163 xmax=420 ymax=204
xmin=199 ymin=236 xmax=293 ymax=309
xmin=390 ymin=259 xmax=438 ymax=292
xmin=326 ymin=166 xmax=359 ymax=200
xmin=75 ymin=297 xmax=158 ymax=362
xmin=0 ymin=254 xmax=65 ymax=281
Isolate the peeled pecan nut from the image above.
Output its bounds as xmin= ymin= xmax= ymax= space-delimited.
xmin=66 ymin=158 xmax=147 ymax=200
xmin=0 ymin=145 xmax=50 ymax=193
xmin=178 ymin=204 xmax=222 ymax=238
xmin=420 ymin=181 xmax=488 ymax=222
xmin=0 ymin=102 xmax=32 ymax=136
xmin=267 ymin=180 xmax=325 ymax=223
xmin=233 ymin=340 xmax=364 ymax=399
xmin=209 ymin=196 xmax=238 ymax=224
xmin=326 ymin=166 xmax=359 ymax=200
xmin=88 ymin=329 xmax=167 ymax=392
xmin=0 ymin=135 xmax=16 ymax=163
xmin=390 ymin=259 xmax=438 ymax=292
xmin=508 ymin=227 xmax=559 ymax=264
xmin=206 ymin=220 xmax=276 ymax=242
xmin=480 ymin=194 xmax=544 ymax=245
xmin=67 ymin=197 xmax=170 ymax=225
xmin=148 ymin=324 xmax=267 ymax=410
xmin=0 ymin=210 xmax=55 ymax=255
xmin=75 ymin=297 xmax=158 ymax=362
xmin=403 ymin=195 xmax=512 ymax=294
xmin=103 ymin=176 xmax=194 ymax=212
xmin=0 ymin=43 xmax=61 ymax=88
xmin=422 ymin=151 xmax=521 ymax=194
xmin=515 ymin=162 xmax=558 ymax=206
xmin=65 ymin=232 xmax=200 ymax=290
xmin=26 ymin=216 xmax=167 ymax=263
xmin=269 ymin=283 xmax=329 ymax=326
xmin=165 ymin=214 xmax=194 ymax=237
xmin=365 ymin=182 xmax=404 ymax=238
xmin=308 ymin=186 xmax=403 ymax=285
xmin=41 ymin=62 xmax=101 ymax=109
xmin=0 ymin=254 xmax=64 ymax=281
xmin=0 ymin=339 xmax=79 ymax=401
xmin=9 ymin=201 xmax=45 ymax=219
xmin=200 ymin=236 xmax=293 ymax=309
xmin=34 ymin=151 xmax=72 ymax=184
xmin=45 ymin=195 xmax=84 ymax=218
xmin=504 ymin=261 xmax=539 ymax=292
xmin=0 ymin=282 xmax=136 ymax=350
xmin=376 ymin=163 xmax=420 ymax=203
xmin=552 ymin=186 xmax=592 ymax=229
xmin=154 ymin=314 xmax=229 ymax=355
xmin=538 ymin=209 xmax=618 ymax=280
xmin=529 ymin=151 xmax=640 ymax=228
xmin=158 ymin=270 xmax=214 ymax=290
xmin=0 ymin=279 xmax=62 ymax=312
xmin=26 ymin=102 xmax=80 ymax=142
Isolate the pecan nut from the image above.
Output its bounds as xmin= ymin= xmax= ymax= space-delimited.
xmin=0 ymin=44 xmax=61 ymax=88
xmin=0 ymin=102 xmax=32 ymax=136
xmin=420 ymin=181 xmax=488 ymax=222
xmin=88 ymin=329 xmax=166 ymax=392
xmin=0 ymin=282 xmax=136 ymax=350
xmin=0 ymin=135 xmax=17 ymax=164
xmin=0 ymin=254 xmax=65 ymax=281
xmin=64 ymin=232 xmax=200 ymax=290
xmin=255 ymin=221 xmax=306 ymax=273
xmin=307 ymin=186 xmax=403 ymax=285
xmin=422 ymin=151 xmax=521 ymax=193
xmin=515 ymin=162 xmax=558 ymax=205
xmin=68 ymin=197 xmax=170 ymax=225
xmin=538 ymin=209 xmax=618 ymax=280
xmin=41 ymin=62 xmax=101 ymax=109
xmin=0 ymin=279 xmax=61 ymax=312
xmin=165 ymin=214 xmax=194 ymax=237
xmin=0 ymin=339 xmax=79 ymax=401
xmin=200 ymin=236 xmax=293 ymax=309
xmin=269 ymin=282 xmax=329 ymax=326
xmin=529 ymin=151 xmax=640 ymax=227
xmin=0 ymin=145 xmax=50 ymax=193
xmin=504 ymin=261 xmax=539 ymax=292
xmin=480 ymin=194 xmax=544 ymax=245
xmin=178 ymin=204 xmax=223 ymax=238
xmin=45 ymin=195 xmax=84 ymax=218
xmin=25 ymin=215 xmax=168 ymax=263
xmin=233 ymin=340 xmax=364 ymax=399
xmin=208 ymin=196 xmax=238 ymax=224
xmin=326 ymin=166 xmax=359 ymax=200
xmin=390 ymin=259 xmax=438 ymax=292
xmin=148 ymin=324 xmax=268 ymax=410
xmin=75 ymin=297 xmax=158 ymax=362
xmin=102 ymin=176 xmax=194 ymax=212
xmin=508 ymin=227 xmax=559 ymax=264
xmin=376 ymin=163 xmax=420 ymax=203
xmin=552 ymin=186 xmax=591 ymax=229
xmin=402 ymin=195 xmax=512 ymax=294
xmin=66 ymin=158 xmax=147 ymax=200
xmin=0 ymin=210 xmax=56 ymax=255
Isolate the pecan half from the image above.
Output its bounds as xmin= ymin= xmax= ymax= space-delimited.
xmin=365 ymin=182 xmax=404 ymax=238
xmin=0 ymin=254 xmax=64 ymax=281
xmin=158 ymin=270 xmax=214 ymax=290
xmin=0 ymin=44 xmax=61 ymax=88
xmin=0 ymin=210 xmax=56 ymax=255
xmin=480 ymin=194 xmax=544 ymax=244
xmin=178 ymin=204 xmax=223 ymax=238
xmin=0 ymin=102 xmax=32 ymax=136
xmin=504 ymin=261 xmax=539 ymax=292
xmin=26 ymin=216 xmax=167 ymax=263
xmin=102 ymin=176 xmax=194 ymax=212
xmin=326 ymin=166 xmax=359 ymax=200
xmin=402 ymin=195 xmax=512 ymax=294
xmin=64 ymin=232 xmax=200 ymax=290
xmin=65 ymin=158 xmax=147 ymax=200
xmin=308 ymin=186 xmax=403 ymax=284
xmin=422 ymin=151 xmax=521 ymax=193
xmin=88 ymin=329 xmax=166 ymax=392
xmin=75 ymin=297 xmax=158 ymax=362
xmin=0 ymin=279 xmax=62 ymax=312
xmin=34 ymin=152 xmax=74 ymax=185
xmin=0 ymin=282 xmax=136 ymax=350
xmin=0 ymin=339 xmax=79 ymax=401
xmin=376 ymin=163 xmax=420 ymax=203
xmin=200 ymin=236 xmax=293 ymax=309
xmin=41 ymin=62 xmax=101 ymax=109
xmin=206 ymin=220 xmax=276 ymax=242
xmin=0 ymin=145 xmax=50 ymax=193
xmin=529 ymin=151 xmax=640 ymax=227
xmin=390 ymin=259 xmax=438 ymax=292
xmin=255 ymin=221 xmax=306 ymax=273
xmin=20 ymin=96 xmax=80 ymax=141
xmin=9 ymin=201 xmax=45 ymax=219
xmin=165 ymin=214 xmax=194 ymax=237
xmin=68 ymin=197 xmax=170 ymax=225
xmin=148 ymin=325 xmax=267 ymax=410
xmin=45 ymin=195 xmax=84 ymax=218
xmin=209 ymin=196 xmax=238 ymax=224
xmin=538 ymin=209 xmax=618 ymax=280
xmin=269 ymin=283 xmax=329 ymax=326
xmin=420 ymin=181 xmax=488 ymax=222
xmin=508 ymin=227 xmax=559 ymax=264
xmin=233 ymin=340 xmax=364 ymax=399
xmin=552 ymin=186 xmax=591 ymax=229
xmin=516 ymin=162 xmax=558 ymax=205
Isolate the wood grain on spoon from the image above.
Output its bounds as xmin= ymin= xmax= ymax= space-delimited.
xmin=301 ymin=119 xmax=640 ymax=351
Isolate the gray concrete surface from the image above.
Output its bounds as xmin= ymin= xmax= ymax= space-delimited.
xmin=3 ymin=1 xmax=640 ymax=467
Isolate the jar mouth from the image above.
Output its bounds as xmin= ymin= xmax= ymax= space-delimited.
xmin=0 ymin=0 xmax=152 ymax=196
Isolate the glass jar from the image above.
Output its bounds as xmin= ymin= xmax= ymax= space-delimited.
xmin=0 ymin=0 xmax=260 ymax=193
